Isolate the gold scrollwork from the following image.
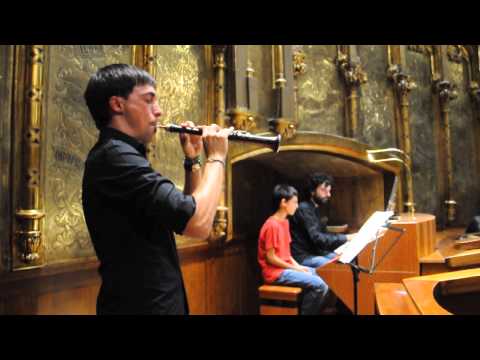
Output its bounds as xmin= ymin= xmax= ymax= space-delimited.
xmin=16 ymin=230 xmax=41 ymax=263
xmin=337 ymin=52 xmax=368 ymax=87
xmin=407 ymin=45 xmax=433 ymax=56
xmin=207 ymin=206 xmax=229 ymax=246
xmin=15 ymin=209 xmax=45 ymax=264
xmin=293 ymin=49 xmax=307 ymax=78
xmin=43 ymin=45 xmax=130 ymax=262
xmin=470 ymin=81 xmax=480 ymax=105
xmin=268 ymin=117 xmax=297 ymax=139
xmin=434 ymin=80 xmax=458 ymax=103
xmin=226 ymin=107 xmax=257 ymax=132
xmin=388 ymin=64 xmax=417 ymax=96
xmin=447 ymin=45 xmax=469 ymax=64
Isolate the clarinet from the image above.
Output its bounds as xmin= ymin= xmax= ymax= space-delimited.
xmin=157 ymin=123 xmax=281 ymax=153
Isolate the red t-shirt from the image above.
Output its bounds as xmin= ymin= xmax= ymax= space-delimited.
xmin=258 ymin=216 xmax=294 ymax=283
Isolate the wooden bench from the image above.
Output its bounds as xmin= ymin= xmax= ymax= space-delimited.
xmin=258 ymin=285 xmax=303 ymax=315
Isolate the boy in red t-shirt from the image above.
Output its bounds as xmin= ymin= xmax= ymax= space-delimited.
xmin=258 ymin=184 xmax=331 ymax=315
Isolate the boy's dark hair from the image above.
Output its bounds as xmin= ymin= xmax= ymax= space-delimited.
xmin=307 ymin=173 xmax=334 ymax=194
xmin=84 ymin=64 xmax=156 ymax=130
xmin=272 ymin=184 xmax=298 ymax=211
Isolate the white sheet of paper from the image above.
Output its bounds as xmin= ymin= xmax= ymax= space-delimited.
xmin=337 ymin=211 xmax=393 ymax=264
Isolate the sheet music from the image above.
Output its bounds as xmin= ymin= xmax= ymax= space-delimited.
xmin=336 ymin=211 xmax=393 ymax=264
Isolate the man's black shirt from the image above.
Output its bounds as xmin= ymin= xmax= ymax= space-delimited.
xmin=82 ymin=127 xmax=196 ymax=314
xmin=289 ymin=200 xmax=347 ymax=263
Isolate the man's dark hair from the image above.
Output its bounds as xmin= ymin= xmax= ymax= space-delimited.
xmin=272 ymin=184 xmax=298 ymax=211
xmin=307 ymin=173 xmax=334 ymax=194
xmin=84 ymin=64 xmax=156 ymax=130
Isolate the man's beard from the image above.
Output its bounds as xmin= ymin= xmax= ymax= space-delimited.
xmin=312 ymin=194 xmax=329 ymax=206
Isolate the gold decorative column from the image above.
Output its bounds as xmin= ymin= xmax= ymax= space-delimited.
xmin=387 ymin=45 xmax=417 ymax=216
xmin=433 ymin=45 xmax=458 ymax=224
xmin=292 ymin=47 xmax=307 ymax=124
xmin=269 ymin=45 xmax=296 ymax=139
xmin=472 ymin=45 xmax=480 ymax=104
xmin=337 ymin=45 xmax=367 ymax=138
xmin=471 ymin=81 xmax=480 ymax=106
xmin=144 ymin=45 xmax=156 ymax=78
xmin=13 ymin=45 xmax=46 ymax=269
xmin=225 ymin=46 xmax=257 ymax=132
xmin=142 ymin=45 xmax=158 ymax=162
xmin=209 ymin=45 xmax=229 ymax=245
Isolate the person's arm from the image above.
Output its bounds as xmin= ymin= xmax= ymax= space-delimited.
xmin=180 ymin=121 xmax=202 ymax=196
xmin=183 ymin=164 xmax=201 ymax=196
xmin=296 ymin=207 xmax=348 ymax=251
xmin=266 ymin=248 xmax=307 ymax=272
xmin=290 ymin=256 xmax=301 ymax=267
xmin=92 ymin=124 xmax=229 ymax=240
xmin=93 ymin=144 xmax=196 ymax=236
xmin=182 ymin=124 xmax=232 ymax=239
xmin=291 ymin=256 xmax=314 ymax=272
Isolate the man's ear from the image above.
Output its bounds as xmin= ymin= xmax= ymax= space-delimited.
xmin=109 ymin=96 xmax=124 ymax=115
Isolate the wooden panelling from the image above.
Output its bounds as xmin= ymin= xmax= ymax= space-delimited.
xmin=206 ymin=246 xmax=246 ymax=314
xmin=36 ymin=285 xmax=99 ymax=315
xmin=0 ymin=241 xmax=253 ymax=315
xmin=0 ymin=284 xmax=100 ymax=315
xmin=318 ymin=263 xmax=418 ymax=314
xmin=317 ymin=214 xmax=435 ymax=314
xmin=181 ymin=258 xmax=207 ymax=315
xmin=260 ymin=305 xmax=298 ymax=315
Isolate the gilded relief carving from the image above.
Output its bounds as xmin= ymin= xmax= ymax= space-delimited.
xmin=44 ymin=45 xmax=132 ymax=262
xmin=292 ymin=48 xmax=307 ymax=78
xmin=447 ymin=45 xmax=469 ymax=64
xmin=149 ymin=45 xmax=210 ymax=246
xmin=154 ymin=46 xmax=201 ymax=125
xmin=407 ymin=45 xmax=433 ymax=56
xmin=149 ymin=45 xmax=206 ymax=191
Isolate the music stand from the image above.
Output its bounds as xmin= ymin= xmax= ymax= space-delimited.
xmin=345 ymin=221 xmax=405 ymax=315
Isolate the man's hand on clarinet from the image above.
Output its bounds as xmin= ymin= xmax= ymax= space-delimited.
xmin=200 ymin=123 xmax=233 ymax=162
xmin=180 ymin=121 xmax=203 ymax=159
